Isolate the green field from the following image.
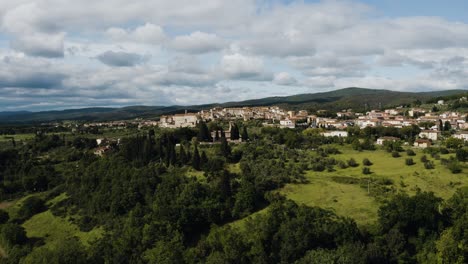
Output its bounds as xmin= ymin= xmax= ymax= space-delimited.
xmin=0 ymin=133 xmax=36 ymax=142
xmin=280 ymin=146 xmax=467 ymax=225
xmin=1 ymin=192 xmax=103 ymax=257
xmin=23 ymin=210 xmax=103 ymax=250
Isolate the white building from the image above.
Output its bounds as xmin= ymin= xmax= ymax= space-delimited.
xmin=376 ymin=136 xmax=400 ymax=145
xmin=321 ymin=131 xmax=348 ymax=137
xmin=454 ymin=131 xmax=468 ymax=141
xmin=280 ymin=119 xmax=296 ymax=129
xmin=419 ymin=130 xmax=439 ymax=141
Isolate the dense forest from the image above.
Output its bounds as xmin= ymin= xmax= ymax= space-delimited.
xmin=0 ymin=121 xmax=467 ymax=263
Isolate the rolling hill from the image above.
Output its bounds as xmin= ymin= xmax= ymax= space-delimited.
xmin=0 ymin=87 xmax=466 ymax=123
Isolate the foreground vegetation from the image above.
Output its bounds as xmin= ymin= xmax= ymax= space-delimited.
xmin=0 ymin=121 xmax=466 ymax=263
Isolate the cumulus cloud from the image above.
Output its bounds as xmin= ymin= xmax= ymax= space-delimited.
xmin=170 ymin=31 xmax=225 ymax=54
xmin=106 ymin=23 xmax=166 ymax=44
xmin=10 ymin=33 xmax=65 ymax=58
xmin=273 ymin=72 xmax=297 ymax=85
xmin=221 ymin=53 xmax=271 ymax=80
xmin=96 ymin=51 xmax=150 ymax=67
xmin=1 ymin=0 xmax=468 ymax=110
xmin=0 ymin=56 xmax=66 ymax=88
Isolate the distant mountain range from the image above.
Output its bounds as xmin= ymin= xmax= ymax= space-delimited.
xmin=1 ymin=87 xmax=466 ymax=124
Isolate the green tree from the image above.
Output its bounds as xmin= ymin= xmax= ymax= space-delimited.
xmin=0 ymin=223 xmax=27 ymax=247
xmin=17 ymin=196 xmax=46 ymax=221
xmin=241 ymin=126 xmax=249 ymax=141
xmin=192 ymin=145 xmax=201 ymax=170
xmin=444 ymin=121 xmax=452 ymax=131
xmin=197 ymin=121 xmax=212 ymax=142
xmin=0 ymin=209 xmax=9 ymax=224
xmin=230 ymin=123 xmax=240 ymax=140
xmin=220 ymin=137 xmax=231 ymax=158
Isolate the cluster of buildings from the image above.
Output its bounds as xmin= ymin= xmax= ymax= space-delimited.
xmin=72 ymin=104 xmax=467 ymax=151
xmin=319 ymin=108 xmax=468 ymax=148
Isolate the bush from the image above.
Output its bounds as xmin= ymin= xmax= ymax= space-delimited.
xmin=421 ymin=155 xmax=428 ymax=163
xmin=0 ymin=223 xmax=27 ymax=246
xmin=0 ymin=209 xmax=9 ymax=224
xmin=311 ymin=163 xmax=325 ymax=172
xmin=392 ymin=151 xmax=400 ymax=158
xmin=447 ymin=160 xmax=462 ymax=174
xmin=406 ymin=149 xmax=416 ymax=156
xmin=347 ymin=158 xmax=359 ymax=167
xmin=405 ymin=158 xmax=415 ymax=166
xmin=17 ymin=196 xmax=47 ymax=221
xmin=424 ymin=161 xmax=435 ymax=169
xmin=363 ymin=158 xmax=373 ymax=166
xmin=440 ymin=148 xmax=449 ymax=154
xmin=337 ymin=161 xmax=348 ymax=169
xmin=362 ymin=167 xmax=371 ymax=175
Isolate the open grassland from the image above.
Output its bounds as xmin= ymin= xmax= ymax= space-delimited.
xmin=281 ymin=145 xmax=468 ymax=225
xmin=0 ymin=133 xmax=36 ymax=142
xmin=22 ymin=210 xmax=103 ymax=249
xmin=2 ymin=192 xmax=103 ymax=254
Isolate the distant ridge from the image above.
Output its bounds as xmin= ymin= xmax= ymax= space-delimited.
xmin=0 ymin=87 xmax=466 ymax=123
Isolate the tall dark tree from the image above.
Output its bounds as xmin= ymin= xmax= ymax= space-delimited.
xmin=230 ymin=123 xmax=240 ymax=140
xmin=215 ymin=130 xmax=220 ymax=141
xmin=179 ymin=145 xmax=188 ymax=165
xmin=220 ymin=127 xmax=226 ymax=139
xmin=439 ymin=119 xmax=444 ymax=131
xmin=200 ymin=151 xmax=208 ymax=168
xmin=220 ymin=137 xmax=231 ymax=158
xmin=241 ymin=126 xmax=249 ymax=141
xmin=192 ymin=145 xmax=201 ymax=170
xmin=197 ymin=121 xmax=212 ymax=142
xmin=444 ymin=121 xmax=451 ymax=131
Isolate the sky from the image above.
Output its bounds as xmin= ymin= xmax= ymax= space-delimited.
xmin=1 ymin=0 xmax=468 ymax=111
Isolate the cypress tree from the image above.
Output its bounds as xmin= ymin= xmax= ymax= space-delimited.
xmin=220 ymin=137 xmax=231 ymax=158
xmin=197 ymin=121 xmax=212 ymax=142
xmin=179 ymin=146 xmax=187 ymax=164
xmin=241 ymin=126 xmax=249 ymax=141
xmin=200 ymin=151 xmax=208 ymax=169
xmin=192 ymin=145 xmax=201 ymax=170
xmin=215 ymin=130 xmax=220 ymax=141
xmin=220 ymin=127 xmax=226 ymax=138
xmin=231 ymin=123 xmax=240 ymax=140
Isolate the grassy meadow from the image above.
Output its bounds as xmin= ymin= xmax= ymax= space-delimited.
xmin=280 ymin=145 xmax=467 ymax=226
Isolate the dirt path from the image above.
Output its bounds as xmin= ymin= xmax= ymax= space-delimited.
xmin=0 ymin=200 xmax=16 ymax=210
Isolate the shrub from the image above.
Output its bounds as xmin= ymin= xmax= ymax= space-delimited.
xmin=421 ymin=155 xmax=428 ymax=163
xmin=337 ymin=161 xmax=348 ymax=169
xmin=405 ymin=158 xmax=414 ymax=166
xmin=392 ymin=151 xmax=400 ymax=158
xmin=347 ymin=158 xmax=359 ymax=167
xmin=424 ymin=161 xmax=435 ymax=169
xmin=17 ymin=196 xmax=47 ymax=221
xmin=363 ymin=158 xmax=373 ymax=166
xmin=447 ymin=160 xmax=462 ymax=174
xmin=440 ymin=148 xmax=449 ymax=154
xmin=0 ymin=209 xmax=9 ymax=224
xmin=0 ymin=223 xmax=27 ymax=246
xmin=362 ymin=167 xmax=371 ymax=175
xmin=406 ymin=149 xmax=416 ymax=156
xmin=311 ymin=163 xmax=325 ymax=172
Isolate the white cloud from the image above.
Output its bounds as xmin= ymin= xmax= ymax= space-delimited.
xmin=221 ymin=53 xmax=271 ymax=80
xmin=10 ymin=32 xmax=65 ymax=58
xmin=273 ymin=72 xmax=297 ymax=85
xmin=96 ymin=51 xmax=150 ymax=67
xmin=170 ymin=31 xmax=225 ymax=54
xmin=106 ymin=23 xmax=166 ymax=44
xmin=1 ymin=0 xmax=468 ymax=110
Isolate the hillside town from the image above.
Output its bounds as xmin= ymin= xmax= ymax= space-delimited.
xmin=76 ymin=103 xmax=468 ymax=151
